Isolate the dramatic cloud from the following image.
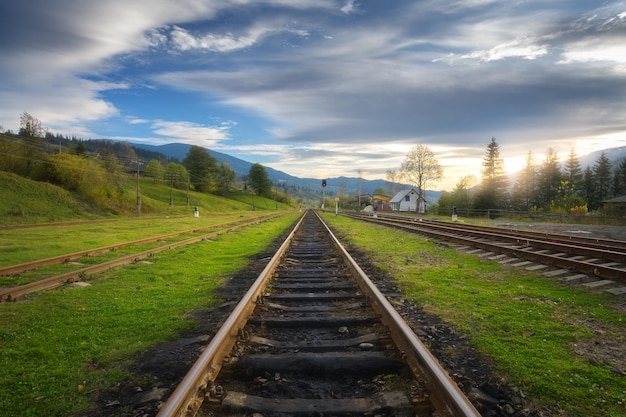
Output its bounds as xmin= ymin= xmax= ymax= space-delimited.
xmin=1 ymin=0 xmax=625 ymax=189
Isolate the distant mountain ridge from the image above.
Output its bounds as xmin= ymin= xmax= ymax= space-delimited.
xmin=130 ymin=142 xmax=437 ymax=200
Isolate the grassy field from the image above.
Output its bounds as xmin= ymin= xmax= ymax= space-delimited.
xmin=0 ymin=212 xmax=301 ymax=417
xmin=321 ymin=213 xmax=626 ymax=417
xmin=0 ymin=212 xmax=283 ymax=267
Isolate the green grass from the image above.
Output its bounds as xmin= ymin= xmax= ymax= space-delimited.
xmin=0 ymin=213 xmax=301 ymax=417
xmin=0 ymin=212 xmax=280 ymax=267
xmin=0 ymin=171 xmax=94 ymax=224
xmin=0 ymin=171 xmax=293 ymax=226
xmin=322 ymin=213 xmax=626 ymax=417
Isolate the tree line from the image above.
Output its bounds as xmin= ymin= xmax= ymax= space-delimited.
xmin=392 ymin=138 xmax=626 ymax=217
xmin=0 ymin=112 xmax=278 ymax=211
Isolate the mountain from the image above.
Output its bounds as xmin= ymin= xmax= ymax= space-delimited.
xmin=579 ymin=146 xmax=626 ymax=169
xmin=130 ymin=142 xmax=441 ymax=201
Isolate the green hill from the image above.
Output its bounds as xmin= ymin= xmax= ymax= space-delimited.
xmin=0 ymin=171 xmax=290 ymax=226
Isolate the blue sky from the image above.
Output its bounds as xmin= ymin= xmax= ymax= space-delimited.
xmin=1 ymin=1 xmax=625 ymax=190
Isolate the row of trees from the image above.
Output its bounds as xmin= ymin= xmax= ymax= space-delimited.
xmin=142 ymin=145 xmax=236 ymax=197
xmin=1 ymin=112 xmax=279 ymax=211
xmin=393 ymin=137 xmax=625 ymax=216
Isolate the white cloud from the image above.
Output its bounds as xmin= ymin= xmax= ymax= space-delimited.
xmin=170 ymin=26 xmax=261 ymax=52
xmin=150 ymin=120 xmax=234 ymax=146
xmin=460 ymin=38 xmax=549 ymax=62
xmin=340 ymin=0 xmax=359 ymax=14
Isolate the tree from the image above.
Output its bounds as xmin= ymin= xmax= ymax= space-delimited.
xmin=474 ymin=137 xmax=508 ymax=210
xmin=511 ymin=150 xmax=537 ymax=211
xmin=583 ymin=166 xmax=594 ymax=208
xmin=385 ymin=169 xmax=401 ymax=195
xmin=536 ymin=147 xmax=561 ymax=209
xmin=400 ymin=144 xmax=443 ymax=204
xmin=182 ymin=145 xmax=218 ymax=193
xmin=248 ymin=163 xmax=271 ymax=196
xmin=613 ymin=159 xmax=626 ymax=197
xmin=19 ymin=111 xmax=43 ymax=138
xmin=17 ymin=112 xmax=47 ymax=177
xmin=145 ymin=159 xmax=164 ymax=182
xmin=591 ymin=152 xmax=612 ymax=210
xmin=437 ymin=175 xmax=476 ymax=212
xmin=562 ymin=148 xmax=584 ymax=197
xmin=216 ymin=162 xmax=235 ymax=196
xmin=164 ymin=162 xmax=189 ymax=189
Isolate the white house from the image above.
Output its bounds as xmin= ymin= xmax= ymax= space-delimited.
xmin=389 ymin=189 xmax=426 ymax=213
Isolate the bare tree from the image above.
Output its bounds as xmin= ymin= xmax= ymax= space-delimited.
xmin=19 ymin=111 xmax=43 ymax=138
xmin=400 ymin=144 xmax=443 ymax=203
xmin=386 ymin=169 xmax=401 ymax=195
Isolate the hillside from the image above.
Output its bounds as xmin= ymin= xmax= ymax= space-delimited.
xmin=0 ymin=171 xmax=95 ymax=224
xmin=0 ymin=171 xmax=288 ymax=226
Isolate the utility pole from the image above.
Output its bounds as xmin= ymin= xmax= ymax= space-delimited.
xmin=136 ymin=159 xmax=141 ymax=216
xmin=186 ymin=172 xmax=190 ymax=206
xmin=167 ymin=174 xmax=175 ymax=206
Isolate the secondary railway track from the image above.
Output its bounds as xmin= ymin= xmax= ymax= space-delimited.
xmin=0 ymin=213 xmax=284 ymax=301
xmin=346 ymin=212 xmax=626 ymax=295
xmin=156 ymin=210 xmax=481 ymax=417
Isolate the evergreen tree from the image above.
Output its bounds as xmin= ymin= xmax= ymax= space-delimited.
xmin=583 ymin=166 xmax=594 ymax=207
xmin=590 ymin=152 xmax=612 ymax=209
xmin=537 ymin=148 xmax=561 ymax=209
xmin=562 ymin=148 xmax=584 ymax=197
xmin=511 ymin=150 xmax=537 ymax=211
xmin=613 ymin=159 xmax=626 ymax=197
xmin=474 ymin=137 xmax=509 ymax=210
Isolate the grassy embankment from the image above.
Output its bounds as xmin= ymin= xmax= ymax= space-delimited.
xmin=322 ymin=213 xmax=625 ymax=417
xmin=0 ymin=170 xmax=291 ymax=226
xmin=0 ymin=211 xmax=301 ymax=417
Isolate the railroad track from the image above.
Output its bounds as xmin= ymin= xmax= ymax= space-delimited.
xmin=345 ymin=212 xmax=626 ymax=295
xmin=156 ymin=210 xmax=481 ymax=417
xmin=0 ymin=214 xmax=284 ymax=301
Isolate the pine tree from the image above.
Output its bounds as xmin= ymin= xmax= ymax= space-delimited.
xmin=613 ymin=159 xmax=626 ymax=197
xmin=591 ymin=152 xmax=613 ymax=209
xmin=511 ymin=150 xmax=537 ymax=211
xmin=537 ymin=148 xmax=561 ymax=209
xmin=474 ymin=137 xmax=509 ymax=210
xmin=562 ymin=148 xmax=584 ymax=197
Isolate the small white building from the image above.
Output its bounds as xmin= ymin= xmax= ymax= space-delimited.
xmin=389 ymin=189 xmax=426 ymax=213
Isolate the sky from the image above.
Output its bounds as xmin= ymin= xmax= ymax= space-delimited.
xmin=1 ymin=1 xmax=625 ymax=191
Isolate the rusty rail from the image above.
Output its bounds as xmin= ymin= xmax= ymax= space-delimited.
xmin=317 ymin=211 xmax=481 ymax=417
xmin=0 ymin=214 xmax=280 ymax=276
xmin=346 ymin=213 xmax=626 ymax=284
xmin=155 ymin=212 xmax=307 ymax=417
xmin=0 ymin=214 xmax=285 ymax=301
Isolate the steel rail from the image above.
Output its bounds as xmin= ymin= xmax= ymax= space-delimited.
xmin=316 ymin=211 xmax=481 ymax=417
xmin=347 ymin=214 xmax=626 ymax=284
xmin=155 ymin=211 xmax=306 ymax=417
xmin=350 ymin=213 xmax=626 ymax=255
xmin=0 ymin=214 xmax=286 ymax=302
xmin=0 ymin=214 xmax=280 ymax=276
